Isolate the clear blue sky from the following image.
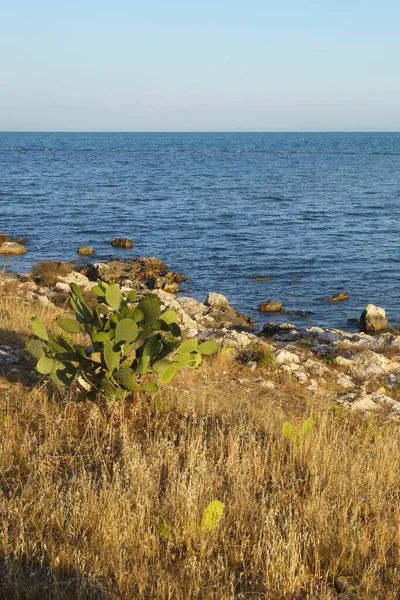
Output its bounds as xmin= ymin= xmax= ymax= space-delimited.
xmin=1 ymin=0 xmax=399 ymax=131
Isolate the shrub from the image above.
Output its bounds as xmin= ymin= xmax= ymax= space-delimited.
xmin=27 ymin=281 xmax=219 ymax=400
xmin=243 ymin=342 xmax=274 ymax=368
xmin=31 ymin=261 xmax=73 ymax=286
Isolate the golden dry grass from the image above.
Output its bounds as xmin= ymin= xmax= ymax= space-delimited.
xmin=0 ymin=294 xmax=399 ymax=599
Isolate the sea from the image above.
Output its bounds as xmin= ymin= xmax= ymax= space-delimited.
xmin=1 ymin=132 xmax=399 ymax=331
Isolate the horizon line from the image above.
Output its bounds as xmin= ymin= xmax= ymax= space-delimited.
xmin=1 ymin=130 xmax=400 ymax=134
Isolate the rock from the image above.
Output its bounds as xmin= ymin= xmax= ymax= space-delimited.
xmin=303 ymin=359 xmax=330 ymax=377
xmin=262 ymin=322 xmax=296 ymax=337
xmin=55 ymin=282 xmax=71 ymax=293
xmin=0 ymin=241 xmax=27 ymax=254
xmin=81 ymin=257 xmax=172 ymax=284
xmin=111 ymin=238 xmax=133 ymax=249
xmin=325 ymin=292 xmax=350 ymax=302
xmin=162 ymin=282 xmax=179 ymax=294
xmin=293 ymin=370 xmax=308 ymax=383
xmin=178 ymin=297 xmax=208 ymax=320
xmin=77 ymin=246 xmax=95 ymax=256
xmin=336 ymin=376 xmax=355 ymax=389
xmin=205 ymin=292 xmax=230 ymax=311
xmin=0 ymin=233 xmax=11 ymax=245
xmin=360 ymin=304 xmax=388 ymax=333
xmin=259 ymin=300 xmax=282 ymax=312
xmin=58 ymin=271 xmax=90 ymax=288
xmin=334 ymin=576 xmax=361 ymax=593
xmin=275 ymin=349 xmax=300 ymax=365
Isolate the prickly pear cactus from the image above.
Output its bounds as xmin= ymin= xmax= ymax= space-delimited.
xmin=27 ymin=280 xmax=219 ymax=400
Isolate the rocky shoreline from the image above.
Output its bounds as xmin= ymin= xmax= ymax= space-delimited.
xmin=1 ymin=256 xmax=400 ymax=419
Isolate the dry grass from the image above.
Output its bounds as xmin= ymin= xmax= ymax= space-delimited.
xmin=0 ymin=296 xmax=399 ymax=599
xmin=31 ymin=261 xmax=73 ymax=287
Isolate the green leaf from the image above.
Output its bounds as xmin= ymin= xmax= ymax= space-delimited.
xmin=198 ymin=340 xmax=219 ymax=356
xmin=200 ymin=500 xmax=224 ymax=533
xmin=137 ymin=296 xmax=160 ymax=325
xmin=152 ymin=359 xmax=172 ymax=375
xmin=122 ymin=341 xmax=136 ymax=359
xmin=159 ymin=365 xmax=178 ymax=385
xmin=177 ymin=338 xmax=198 ymax=354
xmin=92 ymin=284 xmax=106 ymax=298
xmin=190 ymin=351 xmax=202 ymax=368
xmin=168 ymin=322 xmax=181 ymax=337
xmin=282 ymin=422 xmax=296 ymax=441
xmin=36 ymin=356 xmax=55 ymax=375
xmin=56 ymin=316 xmax=84 ymax=334
xmin=69 ymin=294 xmax=93 ymax=322
xmin=110 ymin=313 xmax=121 ymax=325
xmin=26 ymin=338 xmax=47 ymax=360
xmin=69 ymin=282 xmax=83 ymax=300
xmin=160 ymin=309 xmax=177 ymax=324
xmin=172 ymin=352 xmax=195 ymax=368
xmin=105 ymin=284 xmax=122 ymax=311
xmin=50 ymin=361 xmax=76 ymax=387
xmin=156 ymin=517 xmax=171 ymax=541
xmin=115 ymin=319 xmax=139 ymax=343
xmin=101 ymin=378 xmax=117 ymax=399
xmin=141 ymin=382 xmax=159 ymax=393
xmin=104 ymin=341 xmax=120 ymax=373
xmin=127 ymin=308 xmax=145 ymax=322
xmin=113 ymin=367 xmax=141 ymax=392
xmin=143 ymin=335 xmax=162 ymax=360
xmin=93 ymin=331 xmax=111 ymax=343
xmin=127 ymin=290 xmax=137 ymax=303
xmin=300 ymin=416 xmax=314 ymax=437
xmin=30 ymin=317 xmax=48 ymax=341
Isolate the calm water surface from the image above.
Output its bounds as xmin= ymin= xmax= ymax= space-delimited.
xmin=1 ymin=132 xmax=399 ymax=330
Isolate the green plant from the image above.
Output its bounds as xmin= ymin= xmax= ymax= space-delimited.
xmin=243 ymin=342 xmax=274 ymax=368
xmin=282 ymin=416 xmax=314 ymax=445
xmin=156 ymin=500 xmax=224 ymax=545
xmin=27 ymin=281 xmax=219 ymax=400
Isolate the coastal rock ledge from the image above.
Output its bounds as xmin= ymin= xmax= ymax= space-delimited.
xmin=1 ymin=258 xmax=400 ymax=420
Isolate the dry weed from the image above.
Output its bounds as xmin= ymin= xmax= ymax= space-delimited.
xmin=0 ymin=298 xmax=399 ymax=598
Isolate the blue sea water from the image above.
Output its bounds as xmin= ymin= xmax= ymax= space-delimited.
xmin=1 ymin=132 xmax=399 ymax=331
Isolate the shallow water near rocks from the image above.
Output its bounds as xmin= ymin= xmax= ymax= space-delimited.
xmin=1 ymin=132 xmax=400 ymax=331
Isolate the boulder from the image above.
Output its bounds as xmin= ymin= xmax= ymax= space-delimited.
xmin=360 ymin=304 xmax=388 ymax=333
xmin=77 ymin=246 xmax=95 ymax=256
xmin=58 ymin=271 xmax=90 ymax=288
xmin=0 ymin=241 xmax=27 ymax=255
xmin=259 ymin=300 xmax=282 ymax=312
xmin=205 ymin=292 xmax=230 ymax=311
xmin=162 ymin=282 xmax=179 ymax=294
xmin=111 ymin=238 xmax=133 ymax=249
xmin=275 ymin=349 xmax=300 ymax=365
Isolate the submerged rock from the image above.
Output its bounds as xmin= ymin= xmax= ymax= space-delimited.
xmin=111 ymin=238 xmax=133 ymax=249
xmin=325 ymin=292 xmax=350 ymax=302
xmin=77 ymin=246 xmax=95 ymax=256
xmin=259 ymin=300 xmax=282 ymax=312
xmin=359 ymin=304 xmax=388 ymax=333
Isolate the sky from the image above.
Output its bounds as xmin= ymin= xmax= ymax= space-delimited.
xmin=1 ymin=0 xmax=399 ymax=131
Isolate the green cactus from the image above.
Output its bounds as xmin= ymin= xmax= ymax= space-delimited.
xmin=282 ymin=416 xmax=315 ymax=446
xmin=26 ymin=280 xmax=219 ymax=401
